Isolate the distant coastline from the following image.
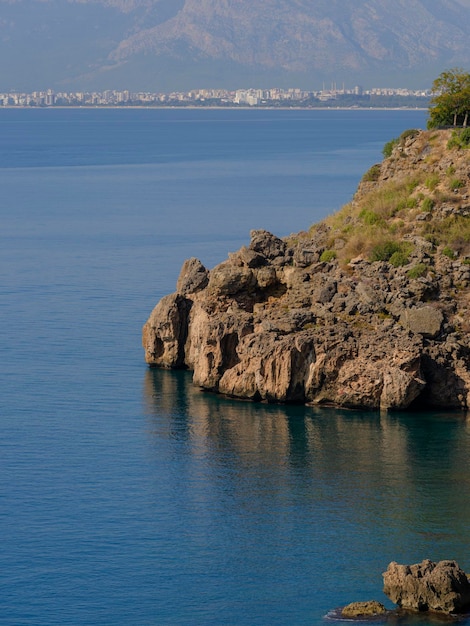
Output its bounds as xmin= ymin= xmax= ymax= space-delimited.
xmin=0 ymin=87 xmax=430 ymax=110
xmin=0 ymin=105 xmax=429 ymax=111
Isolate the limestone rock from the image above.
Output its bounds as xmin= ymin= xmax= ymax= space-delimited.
xmin=142 ymin=229 xmax=470 ymax=409
xmin=142 ymin=293 xmax=191 ymax=368
xmin=184 ymin=302 xmax=253 ymax=391
xmin=176 ymin=257 xmax=209 ymax=295
xmin=231 ymin=246 xmax=267 ymax=268
xmin=341 ymin=601 xmax=387 ymax=618
xmin=400 ymin=306 xmax=444 ymax=338
xmin=383 ymin=560 xmax=470 ymax=613
xmin=249 ymin=229 xmax=287 ymax=260
xmin=305 ymin=331 xmax=425 ymax=410
xmin=218 ymin=332 xmax=315 ymax=402
xmin=207 ymin=261 xmax=256 ymax=295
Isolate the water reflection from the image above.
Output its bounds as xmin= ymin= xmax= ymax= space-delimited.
xmin=143 ymin=368 xmax=470 ymax=571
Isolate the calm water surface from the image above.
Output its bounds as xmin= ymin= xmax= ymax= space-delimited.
xmin=2 ymin=108 xmax=470 ymax=626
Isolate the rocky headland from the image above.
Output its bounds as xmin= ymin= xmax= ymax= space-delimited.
xmin=143 ymin=128 xmax=470 ymax=410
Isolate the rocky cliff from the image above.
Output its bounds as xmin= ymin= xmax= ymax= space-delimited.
xmin=143 ymin=129 xmax=470 ymax=410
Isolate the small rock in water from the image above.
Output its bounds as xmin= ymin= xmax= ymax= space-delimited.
xmin=341 ymin=601 xmax=387 ymax=618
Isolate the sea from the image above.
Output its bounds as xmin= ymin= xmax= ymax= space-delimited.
xmin=2 ymin=107 xmax=470 ymax=626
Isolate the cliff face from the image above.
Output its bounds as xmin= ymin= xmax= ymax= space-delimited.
xmin=143 ymin=129 xmax=470 ymax=410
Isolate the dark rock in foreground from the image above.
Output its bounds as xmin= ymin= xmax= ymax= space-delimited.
xmin=383 ymin=560 xmax=470 ymax=614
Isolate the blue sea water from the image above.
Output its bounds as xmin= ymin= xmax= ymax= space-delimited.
xmin=2 ymin=107 xmax=470 ymax=626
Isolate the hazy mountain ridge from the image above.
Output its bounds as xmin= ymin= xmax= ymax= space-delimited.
xmin=1 ymin=0 xmax=470 ymax=90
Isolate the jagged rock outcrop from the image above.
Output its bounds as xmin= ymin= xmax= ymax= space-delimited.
xmin=383 ymin=560 xmax=470 ymax=613
xmin=143 ymin=129 xmax=470 ymax=410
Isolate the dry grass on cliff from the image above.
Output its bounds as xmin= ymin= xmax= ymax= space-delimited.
xmin=312 ymin=129 xmax=470 ymax=265
xmin=320 ymin=176 xmax=422 ymax=263
xmin=421 ymin=215 xmax=470 ymax=257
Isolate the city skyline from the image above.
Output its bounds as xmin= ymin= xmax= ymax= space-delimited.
xmin=0 ymin=84 xmax=431 ymax=108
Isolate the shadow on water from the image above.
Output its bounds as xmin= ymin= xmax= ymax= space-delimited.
xmin=143 ymin=367 xmax=470 ymax=476
xmin=143 ymin=368 xmax=470 ymax=530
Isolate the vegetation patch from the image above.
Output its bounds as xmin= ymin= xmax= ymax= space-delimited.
xmin=421 ymin=197 xmax=434 ymax=212
xmin=425 ymin=174 xmax=440 ymax=191
xmin=359 ymin=177 xmax=422 ymax=221
xmin=443 ymin=246 xmax=456 ymax=258
xmin=370 ymin=240 xmax=409 ymax=263
xmin=383 ymin=138 xmax=399 ymax=158
xmin=449 ymin=177 xmax=464 ymax=190
xmin=447 ymin=128 xmax=470 ymax=149
xmin=362 ymin=163 xmax=381 ymax=182
xmin=389 ymin=250 xmax=410 ymax=267
xmin=407 ymin=263 xmax=428 ymax=279
xmin=382 ymin=129 xmax=420 ymax=158
xmin=359 ymin=209 xmax=382 ymax=225
xmin=422 ymin=215 xmax=470 ymax=257
xmin=427 ymin=68 xmax=470 ymax=128
xmin=320 ymin=249 xmax=337 ymax=263
xmin=314 ymin=95 xmax=470 ymax=268
xmin=400 ymin=129 xmax=420 ymax=142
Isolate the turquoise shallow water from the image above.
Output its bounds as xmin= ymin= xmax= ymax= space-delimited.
xmin=2 ymin=108 xmax=469 ymax=626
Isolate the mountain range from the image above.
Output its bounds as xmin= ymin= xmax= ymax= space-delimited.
xmin=1 ymin=0 xmax=470 ymax=91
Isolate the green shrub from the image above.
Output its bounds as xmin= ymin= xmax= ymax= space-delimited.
xmin=442 ymin=246 xmax=456 ymax=258
xmin=383 ymin=138 xmax=399 ymax=158
xmin=448 ymin=128 xmax=470 ymax=149
xmin=406 ymin=178 xmax=420 ymax=193
xmin=382 ymin=130 xmax=419 ymax=158
xmin=449 ymin=178 xmax=464 ymax=189
xmin=448 ymin=133 xmax=460 ymax=149
xmin=370 ymin=240 xmax=403 ymax=262
xmin=400 ymin=129 xmax=419 ymax=142
xmin=422 ymin=215 xmax=470 ymax=255
xmin=362 ymin=164 xmax=381 ymax=182
xmin=359 ymin=209 xmax=382 ymax=225
xmin=407 ymin=263 xmax=428 ymax=279
xmin=389 ymin=251 xmax=410 ymax=267
xmin=425 ymin=174 xmax=440 ymax=191
xmin=320 ymin=249 xmax=337 ymax=263
xmin=460 ymin=128 xmax=470 ymax=145
xmin=424 ymin=234 xmax=439 ymax=246
xmin=421 ymin=197 xmax=434 ymax=212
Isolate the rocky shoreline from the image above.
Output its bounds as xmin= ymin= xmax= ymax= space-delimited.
xmin=143 ymin=129 xmax=470 ymax=410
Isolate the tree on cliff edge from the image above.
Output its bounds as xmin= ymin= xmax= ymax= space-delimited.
xmin=427 ymin=68 xmax=470 ymax=128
